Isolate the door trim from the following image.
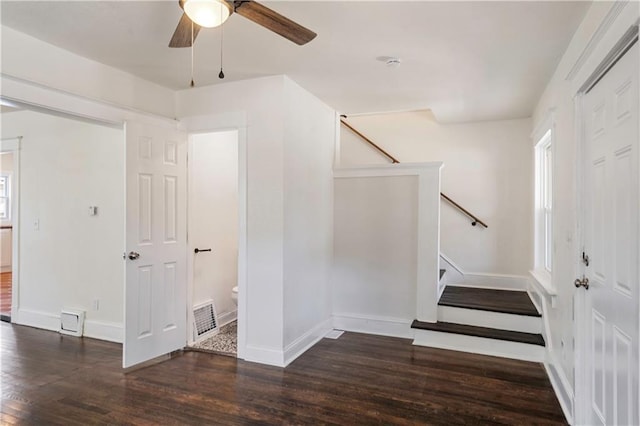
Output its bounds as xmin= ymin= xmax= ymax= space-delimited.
xmin=574 ymin=25 xmax=639 ymax=425
xmin=0 ymin=137 xmax=21 ymax=321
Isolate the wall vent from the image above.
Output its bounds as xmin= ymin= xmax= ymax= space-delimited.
xmin=193 ymin=300 xmax=218 ymax=342
xmin=60 ymin=309 xmax=85 ymax=337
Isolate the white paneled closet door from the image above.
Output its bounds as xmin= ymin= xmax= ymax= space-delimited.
xmin=123 ymin=121 xmax=187 ymax=368
xmin=583 ymin=41 xmax=638 ymax=425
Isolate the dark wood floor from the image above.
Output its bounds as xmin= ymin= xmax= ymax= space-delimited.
xmin=1 ymin=322 xmax=566 ymax=425
xmin=0 ymin=272 xmax=11 ymax=320
xmin=439 ymin=286 xmax=541 ymax=317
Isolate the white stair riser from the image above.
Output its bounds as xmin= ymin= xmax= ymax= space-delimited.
xmin=438 ymin=306 xmax=542 ymax=334
xmin=412 ymin=329 xmax=545 ymax=362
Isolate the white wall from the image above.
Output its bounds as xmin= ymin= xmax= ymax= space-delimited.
xmin=333 ymin=176 xmax=418 ymax=323
xmin=531 ymin=0 xmax=640 ymax=406
xmin=340 ymin=111 xmax=533 ymax=276
xmin=1 ymin=110 xmax=124 ymax=339
xmin=190 ymin=131 xmax=238 ymax=322
xmin=1 ymin=26 xmax=175 ymax=118
xmin=177 ymin=75 xmax=336 ymax=365
xmin=177 ymin=76 xmax=286 ymax=361
xmin=282 ymin=79 xmax=335 ymax=353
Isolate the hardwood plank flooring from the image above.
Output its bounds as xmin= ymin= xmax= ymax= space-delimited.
xmin=411 ymin=320 xmax=545 ymax=346
xmin=0 ymin=322 xmax=566 ymax=425
xmin=0 ymin=272 xmax=11 ymax=320
xmin=439 ymin=286 xmax=541 ymax=317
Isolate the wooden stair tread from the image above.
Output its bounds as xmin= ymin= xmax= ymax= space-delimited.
xmin=439 ymin=286 xmax=541 ymax=317
xmin=411 ymin=320 xmax=545 ymax=346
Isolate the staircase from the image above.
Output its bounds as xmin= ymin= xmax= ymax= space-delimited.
xmin=412 ymin=275 xmax=545 ymax=362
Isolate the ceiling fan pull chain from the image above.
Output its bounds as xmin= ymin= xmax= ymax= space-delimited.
xmin=219 ymin=4 xmax=225 ymax=80
xmin=190 ymin=21 xmax=195 ymax=87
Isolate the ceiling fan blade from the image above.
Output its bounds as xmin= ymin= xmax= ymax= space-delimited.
xmin=169 ymin=12 xmax=202 ymax=48
xmin=234 ymin=1 xmax=316 ymax=46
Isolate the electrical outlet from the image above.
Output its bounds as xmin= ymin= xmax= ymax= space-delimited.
xmin=92 ymin=299 xmax=100 ymax=311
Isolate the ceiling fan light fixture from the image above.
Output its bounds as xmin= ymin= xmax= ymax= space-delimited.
xmin=183 ymin=0 xmax=231 ymax=28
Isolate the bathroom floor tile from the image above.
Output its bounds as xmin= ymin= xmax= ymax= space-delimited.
xmin=189 ymin=321 xmax=237 ymax=356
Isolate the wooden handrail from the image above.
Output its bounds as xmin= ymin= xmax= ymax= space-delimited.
xmin=340 ymin=117 xmax=400 ymax=163
xmin=339 ymin=117 xmax=487 ymax=229
xmin=440 ymin=193 xmax=488 ymax=228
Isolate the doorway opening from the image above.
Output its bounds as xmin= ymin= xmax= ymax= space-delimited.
xmin=0 ymin=150 xmax=15 ymax=323
xmin=186 ymin=130 xmax=240 ymax=357
xmin=0 ymin=104 xmax=124 ymax=337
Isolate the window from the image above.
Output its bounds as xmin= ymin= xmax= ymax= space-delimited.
xmin=0 ymin=174 xmax=10 ymax=221
xmin=535 ymin=129 xmax=553 ymax=274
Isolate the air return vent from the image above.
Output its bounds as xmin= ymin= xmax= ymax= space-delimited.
xmin=60 ymin=309 xmax=85 ymax=337
xmin=193 ymin=300 xmax=218 ymax=342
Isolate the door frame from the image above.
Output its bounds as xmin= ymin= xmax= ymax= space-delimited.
xmin=1 ymin=80 xmax=180 ymax=357
xmin=180 ymin=113 xmax=248 ymax=360
xmin=0 ymin=137 xmax=21 ymax=321
xmin=185 ymin=128 xmax=244 ymax=349
xmin=2 ymin=80 xmax=249 ymax=363
xmin=573 ymin=23 xmax=639 ymax=424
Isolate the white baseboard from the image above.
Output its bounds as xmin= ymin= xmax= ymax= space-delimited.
xmin=243 ymin=344 xmax=285 ymax=367
xmin=413 ymin=329 xmax=545 ymax=362
xmin=439 ymin=253 xmax=464 ymax=283
xmin=13 ymin=308 xmax=59 ymax=331
xmin=14 ymin=308 xmax=123 ymax=343
xmin=218 ymin=309 xmax=238 ymax=327
xmin=438 ymin=254 xmax=529 ymax=292
xmin=283 ymin=317 xmax=333 ymax=367
xmin=448 ymin=273 xmax=529 ymax=291
xmin=544 ymin=353 xmax=574 ymax=425
xmin=84 ymin=320 xmax=123 ymax=343
xmin=332 ymin=313 xmax=413 ymax=339
xmin=242 ymin=318 xmax=333 ymax=368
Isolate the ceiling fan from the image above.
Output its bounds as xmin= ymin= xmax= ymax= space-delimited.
xmin=169 ymin=0 xmax=317 ymax=48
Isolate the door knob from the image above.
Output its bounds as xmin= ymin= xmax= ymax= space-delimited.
xmin=128 ymin=251 xmax=140 ymax=260
xmin=574 ymin=276 xmax=589 ymax=290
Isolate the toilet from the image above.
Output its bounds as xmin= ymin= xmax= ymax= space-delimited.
xmin=232 ymin=286 xmax=238 ymax=306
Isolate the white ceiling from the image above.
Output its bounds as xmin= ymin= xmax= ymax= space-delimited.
xmin=1 ymin=1 xmax=590 ymax=122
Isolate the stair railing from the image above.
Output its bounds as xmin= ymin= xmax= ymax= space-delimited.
xmin=340 ymin=116 xmax=488 ymax=229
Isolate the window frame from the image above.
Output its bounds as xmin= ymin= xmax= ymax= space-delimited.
xmin=0 ymin=173 xmax=10 ymax=222
xmin=538 ymin=131 xmax=553 ymax=273
xmin=533 ymin=113 xmax=555 ymax=289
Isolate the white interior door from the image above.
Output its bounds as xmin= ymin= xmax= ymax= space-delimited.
xmin=582 ymin=42 xmax=638 ymax=425
xmin=124 ymin=121 xmax=187 ymax=368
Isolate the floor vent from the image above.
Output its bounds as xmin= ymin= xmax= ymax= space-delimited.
xmin=325 ymin=329 xmax=345 ymax=340
xmin=60 ymin=309 xmax=85 ymax=337
xmin=193 ymin=300 xmax=218 ymax=342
